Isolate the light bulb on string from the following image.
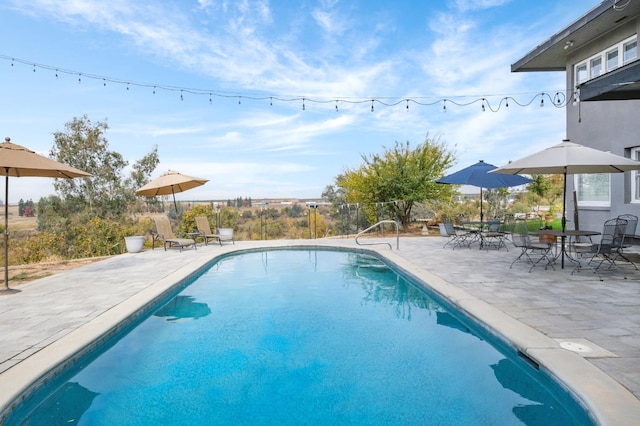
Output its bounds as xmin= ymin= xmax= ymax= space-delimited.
xmin=371 ymin=100 xmax=374 ymax=112
xmin=442 ymin=100 xmax=446 ymax=112
xmin=55 ymin=69 xmax=58 ymax=79
xmin=103 ymin=78 xmax=107 ymax=87
xmin=32 ymin=65 xmax=36 ymax=72
xmin=180 ymin=90 xmax=184 ymax=101
xmin=78 ymin=73 xmax=82 ymax=84
xmin=335 ymin=101 xmax=339 ymax=112
xmin=540 ymin=95 xmax=544 ymax=107
xmin=505 ymin=97 xmax=509 ymax=108
xmin=481 ymin=98 xmax=485 ymax=112
xmin=406 ymin=99 xmax=409 ymax=110
xmin=126 ymin=83 xmax=130 ymax=91
xmin=209 ymin=93 xmax=213 ymax=104
xmin=554 ymin=92 xmax=563 ymax=106
xmin=302 ymin=98 xmax=306 ymax=110
xmin=152 ymin=86 xmax=156 ymax=94
xmin=238 ymin=96 xmax=242 ymax=105
xmin=270 ymin=97 xmax=273 ymax=106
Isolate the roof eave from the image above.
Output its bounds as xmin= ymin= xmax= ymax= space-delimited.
xmin=511 ymin=1 xmax=619 ymax=73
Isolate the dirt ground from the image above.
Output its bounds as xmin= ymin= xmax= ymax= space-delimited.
xmin=3 ymin=257 xmax=109 ymax=287
xmin=0 ymin=205 xmax=109 ymax=287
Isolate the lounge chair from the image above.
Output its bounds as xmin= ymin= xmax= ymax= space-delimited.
xmin=218 ymin=228 xmax=235 ymax=245
xmin=195 ymin=216 xmax=221 ymax=246
xmin=152 ymin=216 xmax=197 ymax=251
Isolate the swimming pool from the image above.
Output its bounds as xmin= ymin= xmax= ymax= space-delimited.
xmin=6 ymin=249 xmax=592 ymax=425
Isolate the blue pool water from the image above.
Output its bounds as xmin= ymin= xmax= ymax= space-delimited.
xmin=7 ymin=249 xmax=592 ymax=425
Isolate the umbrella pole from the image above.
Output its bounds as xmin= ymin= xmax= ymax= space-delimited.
xmin=3 ymin=172 xmax=9 ymax=290
xmin=480 ymin=187 xmax=484 ymax=224
xmin=171 ymin=186 xmax=178 ymax=218
xmin=561 ymin=169 xmax=568 ymax=269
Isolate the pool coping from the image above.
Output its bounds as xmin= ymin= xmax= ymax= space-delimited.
xmin=377 ymin=247 xmax=640 ymax=426
xmin=0 ymin=240 xmax=639 ymax=425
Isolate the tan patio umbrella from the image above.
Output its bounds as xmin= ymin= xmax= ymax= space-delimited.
xmin=0 ymin=137 xmax=91 ymax=292
xmin=491 ymin=139 xmax=640 ymax=267
xmin=136 ymin=170 xmax=208 ymax=213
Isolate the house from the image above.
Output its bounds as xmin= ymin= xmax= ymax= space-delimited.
xmin=512 ymin=0 xmax=640 ymax=232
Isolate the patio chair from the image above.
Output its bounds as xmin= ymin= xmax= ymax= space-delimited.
xmin=217 ymin=228 xmax=235 ymax=245
xmin=481 ymin=221 xmax=508 ymax=251
xmin=152 ymin=216 xmax=197 ymax=252
xmin=510 ymin=219 xmax=554 ymax=272
xmin=572 ymin=217 xmax=627 ymax=279
xmin=613 ymin=214 xmax=638 ymax=269
xmin=441 ymin=221 xmax=470 ymax=249
xmin=195 ymin=216 xmax=222 ymax=246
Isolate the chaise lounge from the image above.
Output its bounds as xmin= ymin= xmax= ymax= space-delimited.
xmin=195 ymin=216 xmax=221 ymax=246
xmin=152 ymin=216 xmax=197 ymax=251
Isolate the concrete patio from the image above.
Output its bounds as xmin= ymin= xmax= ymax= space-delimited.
xmin=0 ymin=235 xmax=639 ymax=424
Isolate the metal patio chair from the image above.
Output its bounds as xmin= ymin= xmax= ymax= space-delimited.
xmin=442 ymin=221 xmax=471 ymax=249
xmin=613 ymin=214 xmax=638 ymax=269
xmin=572 ymin=217 xmax=628 ymax=280
xmin=510 ymin=219 xmax=554 ymax=272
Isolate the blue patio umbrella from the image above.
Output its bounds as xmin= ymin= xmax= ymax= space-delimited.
xmin=436 ymin=160 xmax=532 ymax=223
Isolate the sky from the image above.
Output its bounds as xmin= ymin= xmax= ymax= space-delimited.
xmin=0 ymin=0 xmax=602 ymax=204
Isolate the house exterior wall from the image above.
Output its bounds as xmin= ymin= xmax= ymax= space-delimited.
xmin=563 ymin=18 xmax=640 ymax=233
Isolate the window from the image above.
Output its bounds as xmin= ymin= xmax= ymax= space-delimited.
xmin=624 ymin=39 xmax=637 ymax=64
xmin=576 ymin=63 xmax=588 ymax=84
xmin=590 ymin=56 xmax=602 ymax=78
xmin=574 ymin=35 xmax=638 ymax=87
xmin=606 ymin=48 xmax=619 ymax=71
xmin=632 ymin=147 xmax=640 ymax=203
xmin=575 ymin=174 xmax=610 ymax=207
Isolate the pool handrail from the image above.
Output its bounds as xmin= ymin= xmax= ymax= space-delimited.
xmin=355 ymin=220 xmax=399 ymax=250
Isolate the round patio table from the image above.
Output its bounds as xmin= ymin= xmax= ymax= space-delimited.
xmin=535 ymin=229 xmax=600 ymax=268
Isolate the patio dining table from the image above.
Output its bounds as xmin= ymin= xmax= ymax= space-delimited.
xmin=534 ymin=229 xmax=600 ymax=268
xmin=462 ymin=221 xmax=506 ymax=249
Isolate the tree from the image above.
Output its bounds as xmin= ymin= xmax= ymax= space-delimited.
xmin=528 ymin=174 xmax=551 ymax=216
xmin=334 ymin=137 xmax=456 ymax=228
xmin=49 ymin=115 xmax=159 ymax=219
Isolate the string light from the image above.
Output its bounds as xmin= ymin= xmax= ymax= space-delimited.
xmin=0 ymin=54 xmax=578 ymax=113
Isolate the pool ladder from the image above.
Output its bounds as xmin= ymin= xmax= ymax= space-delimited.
xmin=355 ymin=220 xmax=400 ymax=250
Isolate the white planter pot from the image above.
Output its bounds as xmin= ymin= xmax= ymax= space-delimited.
xmin=125 ymin=236 xmax=145 ymax=253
